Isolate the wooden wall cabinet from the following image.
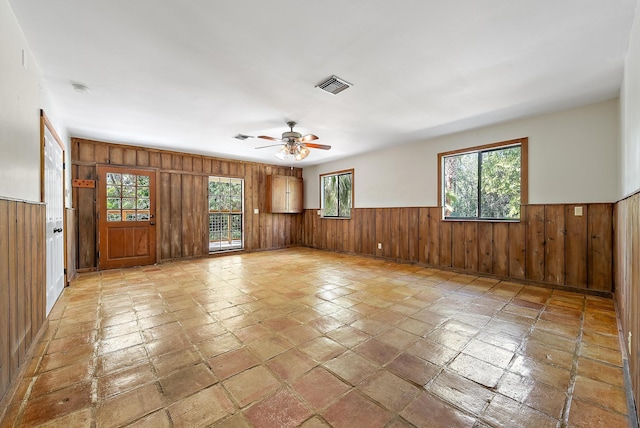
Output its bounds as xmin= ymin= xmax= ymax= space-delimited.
xmin=266 ymin=175 xmax=303 ymax=213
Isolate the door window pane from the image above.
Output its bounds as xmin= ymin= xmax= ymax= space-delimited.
xmin=105 ymin=173 xmax=153 ymax=222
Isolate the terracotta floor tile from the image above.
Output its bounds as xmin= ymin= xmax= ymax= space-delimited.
xmin=30 ymin=408 xmax=93 ymax=428
xmin=266 ymin=349 xmax=317 ymax=381
xmin=449 ymin=353 xmax=504 ymax=388
xmin=534 ymin=319 xmax=581 ymax=338
xmin=98 ymin=362 xmax=155 ymax=399
xmin=47 ymin=330 xmax=98 ymax=354
xmin=407 ymin=338 xmax=458 ymax=366
xmin=462 ymin=339 xmax=514 ymax=369
xmin=159 ymin=363 xmax=217 ymax=403
xmin=567 ymin=398 xmax=629 ymax=428
xmin=30 ymin=360 xmax=93 ymax=398
xmin=151 ymin=346 xmax=201 ymax=377
xmin=354 ymin=338 xmax=400 ymax=366
xmin=324 ymin=351 xmax=378 ymax=385
xmin=184 ymin=321 xmax=227 ymax=343
xmin=38 ymin=343 xmax=95 ymax=373
xmin=376 ymin=327 xmax=420 ymax=349
xmin=99 ymin=331 xmax=144 ymax=355
xmin=96 ymin=383 xmax=162 ymax=428
xmin=428 ymin=370 xmax=494 ymax=416
xmin=482 ymin=394 xmax=559 ymax=428
xmin=323 ymin=390 xmax=392 ymax=428
xmin=386 ymin=352 xmax=440 ymax=387
xmin=581 ymin=330 xmax=621 ymax=350
xmin=326 ymin=326 xmax=370 ymax=348
xmin=576 ymin=357 xmax=625 ymax=388
xmin=292 ymin=367 xmax=350 ymax=411
xmin=246 ymin=335 xmax=293 ymax=360
xmin=145 ymin=333 xmax=191 ymax=358
xmin=168 ymin=385 xmax=235 ymax=427
xmin=223 ymin=365 xmax=280 ymax=407
xmin=496 ymin=372 xmax=566 ymax=419
xmin=96 ymin=345 xmax=148 ymax=376
xmin=518 ymin=338 xmax=574 ymax=369
xmin=198 ymin=332 xmax=243 ymax=358
xmin=209 ymin=347 xmax=260 ymax=380
xmin=427 ymin=328 xmax=474 ymax=351
xmin=234 ymin=324 xmax=273 ymax=343
xmin=401 ymin=391 xmax=476 ymax=428
xmin=350 ymin=318 xmax=390 ymax=336
xmin=509 ymin=355 xmax=571 ymax=391
xmin=572 ymin=375 xmax=628 ymax=414
xmin=580 ymin=342 xmax=623 ymax=366
xmin=21 ymin=382 xmax=92 ymax=427
xmin=528 ymin=328 xmax=576 ymax=353
xmin=280 ymin=324 xmax=322 ymax=345
xmin=360 ymin=370 xmax=420 ymax=412
xmin=244 ymin=388 xmax=312 ymax=428
xmin=308 ymin=315 xmax=344 ymax=334
xmin=300 ymin=336 xmax=347 ymax=362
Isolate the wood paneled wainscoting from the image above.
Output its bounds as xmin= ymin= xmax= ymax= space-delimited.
xmin=615 ymin=192 xmax=640 ymax=413
xmin=302 ymin=204 xmax=613 ymax=293
xmin=0 ymin=199 xmax=47 ymax=404
xmin=71 ymin=138 xmax=303 ymax=270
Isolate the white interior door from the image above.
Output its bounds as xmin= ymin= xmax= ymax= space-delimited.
xmin=44 ymin=126 xmax=64 ymax=315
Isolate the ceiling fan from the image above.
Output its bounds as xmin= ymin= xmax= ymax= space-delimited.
xmin=238 ymin=121 xmax=331 ymax=161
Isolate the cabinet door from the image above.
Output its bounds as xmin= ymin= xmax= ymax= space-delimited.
xmin=266 ymin=175 xmax=303 ymax=213
xmin=267 ymin=175 xmax=288 ymax=213
xmin=288 ymin=176 xmax=303 ymax=213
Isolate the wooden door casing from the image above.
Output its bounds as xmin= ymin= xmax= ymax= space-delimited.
xmin=97 ymin=165 xmax=157 ymax=270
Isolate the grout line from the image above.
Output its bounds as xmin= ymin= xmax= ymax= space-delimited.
xmin=560 ymin=294 xmax=586 ymax=427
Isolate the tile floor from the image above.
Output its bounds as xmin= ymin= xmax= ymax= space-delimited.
xmin=0 ymin=248 xmax=631 ymax=428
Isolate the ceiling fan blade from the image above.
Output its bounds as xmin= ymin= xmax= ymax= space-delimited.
xmin=255 ymin=144 xmax=284 ymax=149
xmin=299 ymin=134 xmax=319 ymax=142
xmin=303 ymin=143 xmax=331 ymax=150
xmin=257 ymin=135 xmax=283 ymax=142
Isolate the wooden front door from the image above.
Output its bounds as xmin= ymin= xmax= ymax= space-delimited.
xmin=97 ymin=165 xmax=156 ymax=269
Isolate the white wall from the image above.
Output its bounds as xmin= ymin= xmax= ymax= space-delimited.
xmin=0 ymin=0 xmax=68 ymax=204
xmin=304 ymin=99 xmax=619 ymax=208
xmin=620 ymin=3 xmax=640 ymax=198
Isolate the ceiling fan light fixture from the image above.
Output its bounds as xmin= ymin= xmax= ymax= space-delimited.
xmin=275 ymin=145 xmax=289 ymax=160
xmin=295 ymin=146 xmax=310 ymax=161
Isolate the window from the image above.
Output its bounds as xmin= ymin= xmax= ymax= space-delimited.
xmin=321 ymin=169 xmax=353 ymax=218
xmin=105 ymin=173 xmax=151 ymax=221
xmin=208 ymin=177 xmax=243 ymax=252
xmin=439 ymin=138 xmax=527 ymax=220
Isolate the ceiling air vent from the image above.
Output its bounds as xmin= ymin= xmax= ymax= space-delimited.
xmin=315 ymin=75 xmax=352 ymax=95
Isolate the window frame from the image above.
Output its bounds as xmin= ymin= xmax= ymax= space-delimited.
xmin=208 ymin=176 xmax=244 ymax=252
xmin=319 ymin=169 xmax=354 ymax=219
xmin=437 ymin=138 xmax=528 ymax=222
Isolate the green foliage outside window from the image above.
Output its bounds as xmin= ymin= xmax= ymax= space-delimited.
xmin=444 ymin=145 xmax=521 ymax=220
xmin=322 ymin=172 xmax=352 ymax=218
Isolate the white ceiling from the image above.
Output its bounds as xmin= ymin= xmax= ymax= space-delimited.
xmin=9 ymin=0 xmax=638 ymax=166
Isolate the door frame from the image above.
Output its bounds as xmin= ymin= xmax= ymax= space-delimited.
xmin=40 ymin=110 xmax=67 ymax=286
xmin=96 ymin=164 xmax=159 ymax=270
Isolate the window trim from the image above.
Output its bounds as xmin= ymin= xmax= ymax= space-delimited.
xmin=437 ymin=138 xmax=528 ymax=221
xmin=319 ymin=168 xmax=354 ymax=219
